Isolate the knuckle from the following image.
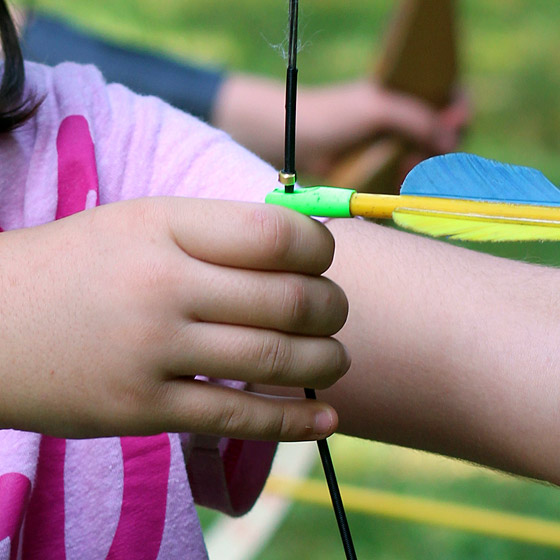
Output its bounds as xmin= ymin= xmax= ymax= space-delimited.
xmin=259 ymin=405 xmax=291 ymax=441
xmin=257 ymin=334 xmax=292 ymax=385
xmin=106 ymin=372 xmax=159 ymax=427
xmin=282 ymin=276 xmax=311 ymax=326
xmin=269 ymin=406 xmax=289 ymax=440
xmin=252 ymin=207 xmax=295 ymax=264
xmin=216 ymin=397 xmax=243 ymax=435
xmin=124 ymin=197 xmax=164 ymax=234
xmin=140 ymin=259 xmax=180 ymax=296
xmin=218 ymin=399 xmax=292 ymax=441
xmin=110 ymin=202 xmax=183 ymax=298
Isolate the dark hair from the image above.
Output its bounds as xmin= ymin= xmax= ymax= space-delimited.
xmin=0 ymin=0 xmax=41 ymax=132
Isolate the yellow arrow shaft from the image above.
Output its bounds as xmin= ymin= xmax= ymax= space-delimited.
xmin=349 ymin=193 xmax=560 ymax=225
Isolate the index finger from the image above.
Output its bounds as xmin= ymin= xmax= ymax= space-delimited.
xmin=166 ymin=198 xmax=335 ymax=275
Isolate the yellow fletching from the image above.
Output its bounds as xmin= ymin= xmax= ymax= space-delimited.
xmin=393 ymin=210 xmax=560 ymax=242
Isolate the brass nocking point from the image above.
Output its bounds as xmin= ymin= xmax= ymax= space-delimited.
xmin=278 ymin=171 xmax=297 ymax=186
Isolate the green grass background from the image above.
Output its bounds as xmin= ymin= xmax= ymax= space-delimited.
xmin=15 ymin=0 xmax=560 ymax=557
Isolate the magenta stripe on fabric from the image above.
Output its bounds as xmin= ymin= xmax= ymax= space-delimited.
xmin=56 ymin=115 xmax=99 ymax=219
xmin=21 ymin=437 xmax=67 ymax=560
xmin=106 ymin=435 xmax=171 ymax=560
xmin=0 ymin=473 xmax=31 ymax=560
xmin=18 ymin=114 xmax=100 ymax=560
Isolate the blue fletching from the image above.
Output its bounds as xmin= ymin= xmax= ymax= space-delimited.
xmin=401 ymin=153 xmax=560 ymax=206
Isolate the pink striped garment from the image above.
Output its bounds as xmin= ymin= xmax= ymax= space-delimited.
xmin=0 ymin=63 xmax=278 ymax=559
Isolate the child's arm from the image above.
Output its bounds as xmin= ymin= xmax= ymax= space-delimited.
xmin=0 ymin=197 xmax=349 ymax=441
xmin=212 ymin=76 xmax=468 ymax=177
xmin=322 ymin=218 xmax=560 ymax=484
xmin=253 ymin=217 xmax=560 ymax=484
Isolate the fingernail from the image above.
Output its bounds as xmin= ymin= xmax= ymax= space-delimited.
xmin=314 ymin=408 xmax=335 ymax=436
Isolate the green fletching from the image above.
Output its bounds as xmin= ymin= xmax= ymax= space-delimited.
xmin=265 ymin=186 xmax=355 ymax=217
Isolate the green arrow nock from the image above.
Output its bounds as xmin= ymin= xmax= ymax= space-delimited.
xmin=265 ymin=186 xmax=355 ymax=218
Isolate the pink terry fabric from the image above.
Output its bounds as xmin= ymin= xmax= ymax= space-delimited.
xmin=0 ymin=62 xmax=281 ymax=559
xmin=0 ymin=473 xmax=31 ymax=560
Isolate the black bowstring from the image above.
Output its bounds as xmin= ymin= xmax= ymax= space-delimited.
xmin=282 ymin=2 xmax=357 ymax=558
xmin=304 ymin=389 xmax=357 ymax=560
xmin=281 ymin=0 xmax=298 ymax=193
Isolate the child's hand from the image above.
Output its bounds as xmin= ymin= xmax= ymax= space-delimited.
xmin=296 ymin=81 xmax=470 ymax=177
xmin=213 ymin=76 xmax=469 ymax=178
xmin=0 ymin=198 xmax=349 ymax=441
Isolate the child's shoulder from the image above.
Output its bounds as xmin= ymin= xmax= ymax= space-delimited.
xmin=25 ymin=61 xmax=107 ymax=114
xmin=22 ymin=61 xmax=277 ymax=205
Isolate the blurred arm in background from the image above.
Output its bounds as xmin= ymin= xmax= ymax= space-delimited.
xmin=20 ymin=11 xmax=468 ymax=178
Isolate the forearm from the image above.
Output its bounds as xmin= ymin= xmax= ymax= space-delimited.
xmin=212 ymin=75 xmax=461 ymax=177
xmin=323 ymin=219 xmax=560 ymax=483
xmin=211 ymin=74 xmax=376 ymax=170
